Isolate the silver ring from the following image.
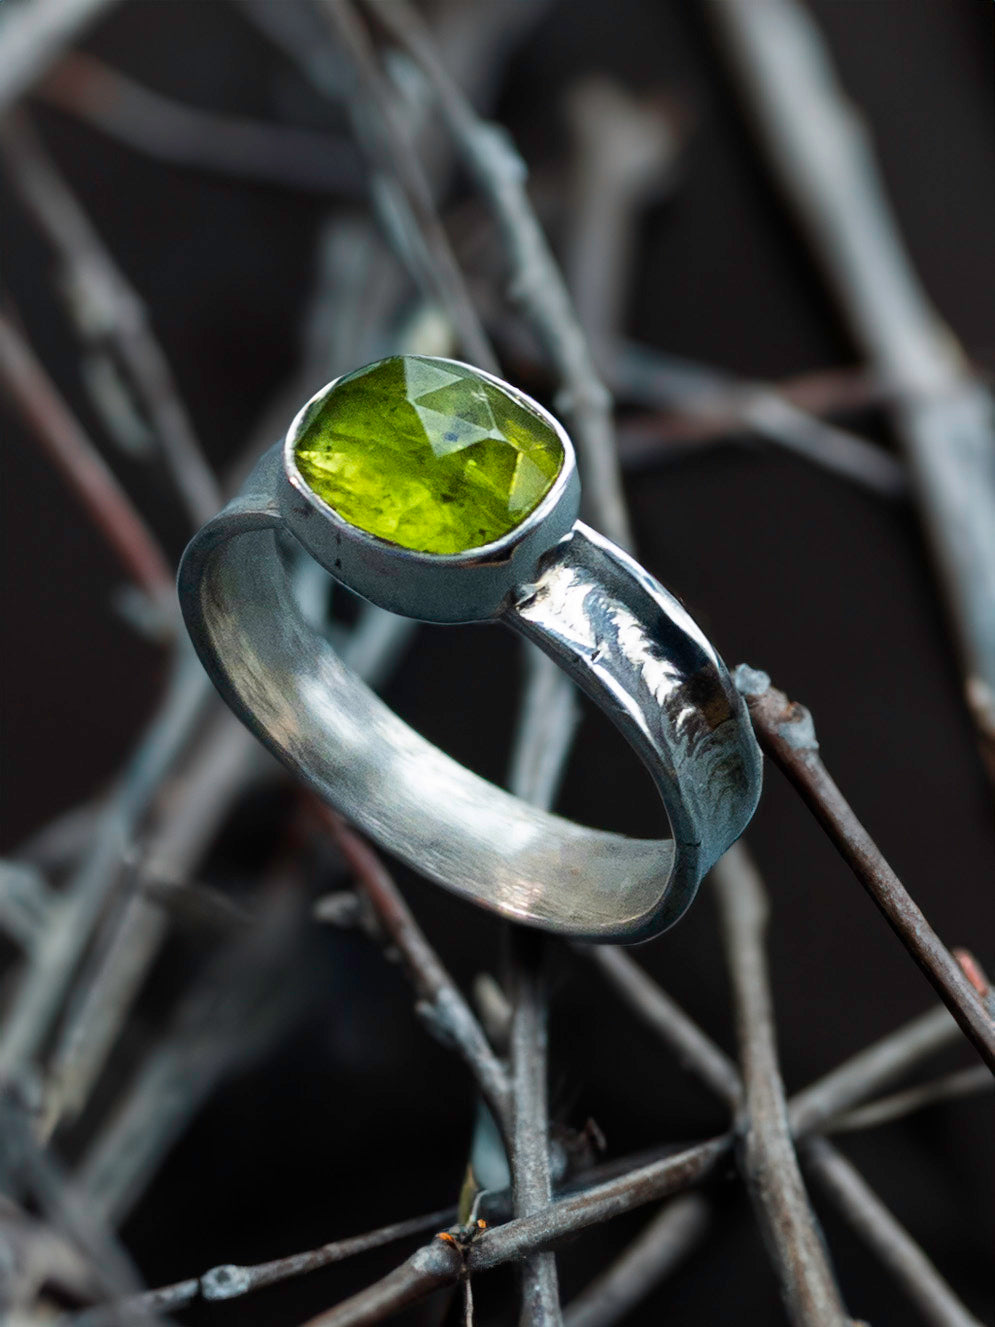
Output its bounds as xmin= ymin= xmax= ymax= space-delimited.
xmin=178 ymin=356 xmax=761 ymax=942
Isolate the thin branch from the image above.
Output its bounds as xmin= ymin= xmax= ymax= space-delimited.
xmin=0 ymin=308 xmax=175 ymax=609
xmin=323 ymin=813 xmax=512 ymax=1132
xmin=713 ymin=843 xmax=848 ymax=1325
xmin=76 ymin=887 xmax=307 ymax=1224
xmin=1 ymin=110 xmax=222 ymax=528
xmin=0 ymin=650 xmax=211 ymax=1085
xmin=706 ymin=0 xmax=995 ymax=773
xmin=825 ymin=1065 xmax=993 ymax=1135
xmin=0 ymin=0 xmax=120 ymax=114
xmin=299 ymin=1137 xmax=731 ymax=1327
xmin=316 ymin=0 xmax=498 ymax=374
xmin=68 ymin=1205 xmax=457 ymax=1326
xmin=37 ymin=53 xmax=365 ymax=198
xmin=43 ymin=713 xmax=260 ymax=1131
xmin=583 ymin=945 xmax=979 ymax=1326
xmin=508 ymin=930 xmax=561 ymax=1327
xmin=367 ymin=0 xmax=632 ymax=551
xmin=584 ymin=947 xmax=742 ymax=1106
xmin=613 ymin=342 xmax=907 ymax=499
xmin=562 ymin=1193 xmax=711 ymax=1327
xmin=803 ymin=1138 xmax=985 ymax=1327
xmin=734 ymin=667 xmax=995 ymax=1072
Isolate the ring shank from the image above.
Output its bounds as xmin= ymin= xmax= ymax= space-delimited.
xmin=179 ymin=451 xmax=760 ymax=941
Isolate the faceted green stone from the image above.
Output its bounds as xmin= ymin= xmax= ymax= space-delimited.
xmin=293 ymin=356 xmax=564 ymax=555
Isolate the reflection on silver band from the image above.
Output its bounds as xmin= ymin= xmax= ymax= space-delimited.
xmin=179 ymin=442 xmax=761 ymax=943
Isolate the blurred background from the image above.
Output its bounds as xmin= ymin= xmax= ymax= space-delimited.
xmin=1 ymin=1 xmax=993 ymax=1324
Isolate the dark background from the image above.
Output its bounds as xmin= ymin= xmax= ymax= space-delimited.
xmin=2 ymin=1 xmax=993 ymax=1324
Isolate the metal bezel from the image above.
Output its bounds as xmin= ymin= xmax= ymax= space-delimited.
xmin=278 ymin=355 xmax=581 ymax=623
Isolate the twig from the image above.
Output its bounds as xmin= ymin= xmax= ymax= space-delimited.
xmin=803 ymin=1138 xmax=984 ymax=1327
xmin=300 ymin=1137 xmax=731 ymax=1327
xmin=367 ymin=0 xmax=632 ymax=551
xmin=585 ymin=947 xmax=741 ymax=1106
xmin=0 ymin=308 xmax=174 ymax=611
xmin=613 ymin=342 xmax=907 ymax=498
xmin=562 ymin=1193 xmax=711 ymax=1327
xmin=508 ymin=930 xmax=561 ymax=1327
xmin=0 ymin=649 xmax=211 ymax=1086
xmin=0 ymin=861 xmax=56 ymax=954
xmin=712 ymin=843 xmax=848 ymax=1324
xmin=562 ymin=79 xmax=680 ymax=376
xmin=76 ymin=886 xmax=307 ymax=1224
xmin=824 ymin=1065 xmax=993 ymax=1134
xmin=67 ymin=1205 xmax=457 ymax=1326
xmin=1 ymin=110 xmax=222 ymax=528
xmin=734 ymin=667 xmax=995 ymax=1071
xmin=37 ymin=53 xmax=365 ymax=199
xmin=0 ymin=0 xmax=120 ymax=114
xmin=43 ymin=712 xmax=260 ymax=1130
xmin=583 ymin=945 xmax=981 ymax=1325
xmin=317 ymin=0 xmax=498 ymax=374
xmin=706 ymin=0 xmax=995 ymax=772
xmin=323 ymin=813 xmax=512 ymax=1132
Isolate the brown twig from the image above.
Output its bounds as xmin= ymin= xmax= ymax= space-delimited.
xmin=712 ymin=844 xmax=848 ymax=1324
xmin=0 ymin=308 xmax=174 ymax=610
xmin=734 ymin=667 xmax=995 ymax=1071
xmin=584 ymin=942 xmax=982 ymax=1327
xmin=323 ymin=813 xmax=512 ymax=1132
xmin=1 ymin=111 xmax=222 ymax=529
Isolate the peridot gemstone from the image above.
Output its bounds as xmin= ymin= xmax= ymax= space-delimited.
xmin=293 ymin=356 xmax=564 ymax=555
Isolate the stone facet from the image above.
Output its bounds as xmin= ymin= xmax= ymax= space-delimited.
xmin=293 ymin=356 xmax=564 ymax=555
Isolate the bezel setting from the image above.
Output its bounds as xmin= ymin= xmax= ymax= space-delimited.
xmin=279 ymin=356 xmax=581 ymax=623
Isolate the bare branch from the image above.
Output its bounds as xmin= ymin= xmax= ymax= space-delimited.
xmin=1 ymin=111 xmax=222 ymax=528
xmin=508 ymin=930 xmax=561 ymax=1327
xmin=0 ymin=651 xmax=211 ymax=1085
xmin=299 ymin=1138 xmax=731 ymax=1327
xmin=0 ymin=0 xmax=120 ymax=114
xmin=0 ymin=308 xmax=174 ymax=609
xmin=713 ymin=844 xmax=848 ymax=1324
xmin=366 ymin=0 xmax=632 ymax=550
xmin=317 ymin=0 xmax=498 ymax=374
xmin=613 ymin=342 xmax=907 ymax=499
xmin=69 ymin=1205 xmax=457 ymax=1325
xmin=735 ymin=667 xmax=995 ymax=1071
xmin=803 ymin=1138 xmax=985 ymax=1327
xmin=706 ymin=0 xmax=995 ymax=773
xmin=323 ymin=813 xmax=512 ymax=1131
xmin=825 ymin=1065 xmax=993 ymax=1135
xmin=562 ymin=1193 xmax=711 ymax=1327
xmin=36 ymin=53 xmax=365 ymax=198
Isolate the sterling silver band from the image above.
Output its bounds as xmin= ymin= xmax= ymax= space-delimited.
xmin=179 ymin=439 xmax=761 ymax=943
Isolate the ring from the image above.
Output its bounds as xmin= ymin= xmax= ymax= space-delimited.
xmin=178 ymin=356 xmax=761 ymax=942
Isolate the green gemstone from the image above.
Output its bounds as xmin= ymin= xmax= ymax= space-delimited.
xmin=293 ymin=356 xmax=564 ymax=555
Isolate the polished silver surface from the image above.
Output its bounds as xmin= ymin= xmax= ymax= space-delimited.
xmin=178 ymin=361 xmax=762 ymax=942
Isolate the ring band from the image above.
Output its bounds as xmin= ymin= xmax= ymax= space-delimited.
xmin=178 ymin=357 xmax=761 ymax=942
